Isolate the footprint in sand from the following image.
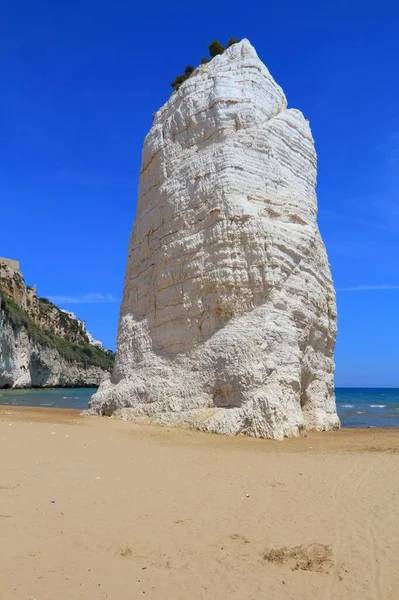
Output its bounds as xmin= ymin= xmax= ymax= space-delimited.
xmin=262 ymin=543 xmax=333 ymax=574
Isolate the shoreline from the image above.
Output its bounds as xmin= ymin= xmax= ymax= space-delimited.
xmin=1 ymin=405 xmax=399 ymax=447
xmin=2 ymin=387 xmax=398 ymax=430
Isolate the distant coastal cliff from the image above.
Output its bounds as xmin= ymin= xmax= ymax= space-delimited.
xmin=0 ymin=258 xmax=113 ymax=388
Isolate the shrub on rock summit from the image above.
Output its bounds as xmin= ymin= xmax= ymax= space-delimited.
xmin=208 ymin=40 xmax=225 ymax=57
xmin=171 ymin=38 xmax=241 ymax=91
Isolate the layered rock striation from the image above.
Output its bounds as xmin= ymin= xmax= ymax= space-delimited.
xmin=89 ymin=39 xmax=339 ymax=438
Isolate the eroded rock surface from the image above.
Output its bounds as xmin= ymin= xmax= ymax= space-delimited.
xmin=0 ymin=261 xmax=112 ymax=388
xmin=0 ymin=314 xmax=109 ymax=388
xmin=89 ymin=39 xmax=339 ymax=438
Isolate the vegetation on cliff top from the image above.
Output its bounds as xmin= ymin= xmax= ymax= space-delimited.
xmin=171 ymin=38 xmax=241 ymax=91
xmin=37 ymin=296 xmax=89 ymax=345
xmin=0 ymin=295 xmax=114 ymax=371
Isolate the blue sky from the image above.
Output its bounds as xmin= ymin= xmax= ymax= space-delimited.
xmin=2 ymin=0 xmax=399 ymax=386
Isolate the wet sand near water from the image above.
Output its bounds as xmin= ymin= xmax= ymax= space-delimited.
xmin=1 ymin=406 xmax=398 ymax=599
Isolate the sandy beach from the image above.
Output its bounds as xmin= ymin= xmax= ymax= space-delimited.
xmin=0 ymin=407 xmax=398 ymax=599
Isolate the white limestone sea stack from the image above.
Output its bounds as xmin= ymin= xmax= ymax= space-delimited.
xmin=89 ymin=39 xmax=340 ymax=439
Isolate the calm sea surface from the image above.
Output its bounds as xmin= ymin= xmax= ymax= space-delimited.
xmin=0 ymin=387 xmax=398 ymax=428
xmin=0 ymin=387 xmax=94 ymax=410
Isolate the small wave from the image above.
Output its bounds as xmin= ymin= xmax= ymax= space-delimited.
xmin=41 ymin=403 xmax=53 ymax=407
xmin=356 ymin=411 xmax=367 ymax=414
xmin=369 ymin=404 xmax=386 ymax=408
xmin=340 ymin=404 xmax=354 ymax=408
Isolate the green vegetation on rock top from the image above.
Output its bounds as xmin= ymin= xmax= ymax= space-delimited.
xmin=38 ymin=297 xmax=54 ymax=305
xmin=0 ymin=295 xmax=114 ymax=371
xmin=171 ymin=38 xmax=241 ymax=91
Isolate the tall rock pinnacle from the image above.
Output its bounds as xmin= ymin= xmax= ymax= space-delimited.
xmin=89 ymin=39 xmax=340 ymax=439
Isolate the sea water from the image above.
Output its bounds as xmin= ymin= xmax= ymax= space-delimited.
xmin=335 ymin=388 xmax=399 ymax=428
xmin=0 ymin=387 xmax=94 ymax=410
xmin=0 ymin=387 xmax=398 ymax=428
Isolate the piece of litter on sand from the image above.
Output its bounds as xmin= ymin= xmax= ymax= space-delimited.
xmin=65 ymin=434 xmax=69 ymax=438
xmin=51 ymin=432 xmax=56 ymax=435
xmin=95 ymin=477 xmax=101 ymax=481
xmin=51 ymin=500 xmax=55 ymax=504
xmin=245 ymin=493 xmax=250 ymax=498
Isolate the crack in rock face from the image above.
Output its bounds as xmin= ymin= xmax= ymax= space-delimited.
xmin=88 ymin=39 xmax=340 ymax=439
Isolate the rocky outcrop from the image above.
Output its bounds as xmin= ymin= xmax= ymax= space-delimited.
xmin=89 ymin=39 xmax=339 ymax=439
xmin=0 ymin=261 xmax=89 ymax=345
xmin=0 ymin=261 xmax=113 ymax=388
xmin=0 ymin=314 xmax=107 ymax=388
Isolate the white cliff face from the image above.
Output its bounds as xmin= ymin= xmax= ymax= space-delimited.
xmin=89 ymin=39 xmax=339 ymax=439
xmin=0 ymin=315 xmax=108 ymax=388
